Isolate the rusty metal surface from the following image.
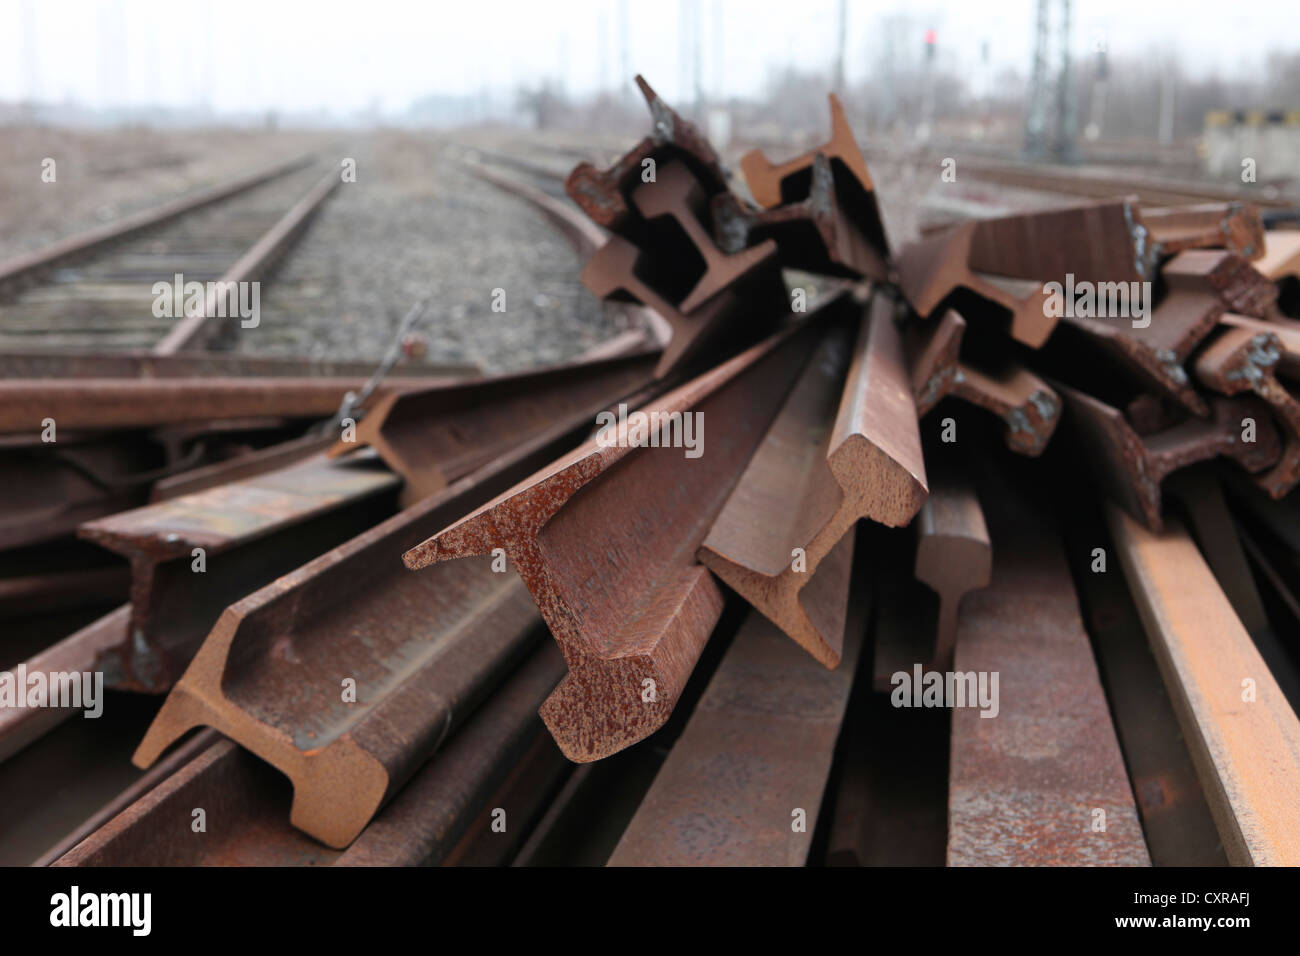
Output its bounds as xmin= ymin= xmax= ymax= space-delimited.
xmin=1195 ymin=323 xmax=1300 ymax=498
xmin=896 ymin=222 xmax=1057 ymax=347
xmin=0 ymin=154 xmax=313 ymax=298
xmin=131 ymin=404 xmax=610 ymax=847
xmin=1060 ymin=250 xmax=1231 ymax=414
xmin=404 ymin=322 xmax=831 ymax=763
xmin=33 ymin=728 xmax=222 ymax=866
xmin=907 ymin=309 xmax=1060 ymax=456
xmin=739 ymin=93 xmax=875 ymax=210
xmin=1057 ymin=382 xmax=1280 ymax=530
xmin=1141 ymin=202 xmax=1265 ymax=260
xmin=913 ymin=468 xmax=991 ymax=669
xmin=698 ymin=295 xmax=926 ymax=667
xmin=1221 ymin=312 xmax=1300 ymax=381
xmin=632 ymin=159 xmax=780 ymax=314
xmin=606 ymin=598 xmax=867 ymax=866
xmin=582 ymin=234 xmax=750 ymax=377
xmin=330 ymin=352 xmax=658 ymax=505
xmin=1108 ymin=504 xmax=1300 ymax=865
xmin=967 ymin=198 xmax=1148 ymax=282
xmin=947 ymin=478 xmax=1150 ymax=866
xmin=0 ymin=606 xmax=128 ymax=763
xmin=342 ymin=644 xmax=567 ymax=866
xmin=149 ymin=432 xmax=336 ymax=502
xmin=565 ymin=75 xmax=727 ymax=236
xmin=58 ymin=644 xmax=566 ymax=866
xmin=154 ymin=166 xmax=343 ymax=353
xmin=1172 ymin=249 xmax=1280 ymax=319
xmin=898 ymin=199 xmax=1165 ymax=349
xmin=1254 ymin=229 xmax=1300 ymax=281
xmin=713 ymin=153 xmax=888 ymax=281
xmin=0 ymin=349 xmax=475 ymax=381
xmin=1061 ymin=480 xmax=1227 ymax=865
xmin=0 ymin=376 xmax=422 ymax=433
xmin=78 ymin=453 xmax=400 ymax=691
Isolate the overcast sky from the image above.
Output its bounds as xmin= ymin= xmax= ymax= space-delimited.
xmin=2 ymin=0 xmax=1295 ymax=115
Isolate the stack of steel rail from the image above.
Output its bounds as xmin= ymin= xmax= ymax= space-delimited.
xmin=5 ymin=78 xmax=1300 ymax=869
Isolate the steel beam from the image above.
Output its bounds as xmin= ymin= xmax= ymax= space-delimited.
xmin=606 ymin=599 xmax=867 ymax=865
xmin=947 ymin=483 xmax=1149 ymax=865
xmin=907 ymin=309 xmax=1060 ymax=456
xmin=59 ymin=644 xmax=567 ymax=865
xmin=131 ymin=404 xmax=617 ymax=846
xmin=565 ymin=75 xmax=727 ymax=237
xmin=698 ymin=296 xmax=926 ymax=667
xmin=404 ymin=320 xmax=834 ymax=762
xmin=1057 ymin=383 xmax=1280 ymax=529
xmin=331 ymin=352 xmax=658 ymax=505
xmin=1195 ymin=323 xmax=1300 ymax=498
xmin=1108 ymin=505 xmax=1300 ymax=865
xmin=717 ymin=154 xmax=888 ymax=281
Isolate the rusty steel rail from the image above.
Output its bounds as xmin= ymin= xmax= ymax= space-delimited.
xmin=1255 ymin=230 xmax=1300 ymax=281
xmin=698 ymin=295 xmax=926 ymax=668
xmin=581 ymin=235 xmax=749 ymax=377
xmin=0 ymin=376 xmax=426 ymax=433
xmin=1057 ymin=382 xmax=1280 ymax=529
xmin=907 ymin=309 xmax=1060 ymax=456
xmin=148 ymin=432 xmax=336 ymax=501
xmin=1141 ymin=202 xmax=1265 ymax=260
xmin=878 ymin=150 xmax=1297 ymax=209
xmin=738 ymin=94 xmax=889 ymax=273
xmin=740 ymin=93 xmax=873 ymax=206
xmin=0 ymin=349 xmax=477 ymax=381
xmin=404 ymin=318 xmax=835 ymax=763
xmin=1059 ymin=250 xmax=1233 ymax=415
xmin=77 ymin=452 xmax=400 ymax=691
xmin=1178 ymin=249 xmax=1283 ymax=319
xmin=1061 ymin=476 xmax=1226 ymax=865
xmin=607 ymin=597 xmax=867 ymax=866
xmin=1195 ymin=323 xmax=1300 ymax=498
xmin=33 ymin=729 xmax=223 ymax=866
xmin=713 ymin=153 xmax=888 ymax=281
xmin=0 ymin=606 xmax=128 ymax=763
xmin=59 ymin=643 xmax=566 ymax=866
xmin=464 ymin=159 xmax=606 ymax=260
xmin=1221 ymin=313 xmax=1300 ymax=381
xmin=329 ymin=351 xmax=658 ymax=505
xmin=130 ymin=398 xmax=622 ymax=847
xmin=913 ymin=466 xmax=992 ymax=670
xmin=0 ymin=154 xmax=313 ymax=298
xmin=153 ymin=166 xmax=343 ymax=353
xmin=897 ymin=221 xmax=1056 ymax=347
xmin=898 ymin=199 xmax=1149 ymax=348
xmin=633 ymin=159 xmax=780 ymax=314
xmin=565 ymin=75 xmax=727 ymax=238
xmin=1108 ymin=504 xmax=1300 ymax=865
xmin=948 ymin=478 xmax=1149 ymax=866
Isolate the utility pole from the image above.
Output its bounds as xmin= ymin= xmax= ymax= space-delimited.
xmin=1158 ymin=61 xmax=1177 ymax=144
xmin=1024 ymin=0 xmax=1078 ymax=162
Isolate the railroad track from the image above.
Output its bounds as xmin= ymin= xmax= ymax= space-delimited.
xmin=0 ymin=156 xmax=340 ymax=352
xmin=5 ymin=78 xmax=1300 ymax=875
